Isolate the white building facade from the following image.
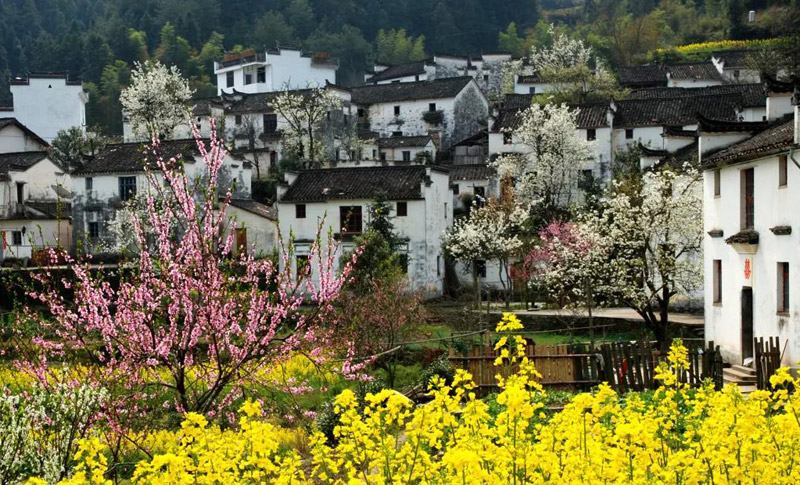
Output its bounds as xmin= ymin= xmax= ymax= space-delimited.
xmin=3 ymin=73 xmax=87 ymax=142
xmin=214 ymin=47 xmax=338 ymax=95
xmin=702 ymin=97 xmax=800 ymax=366
xmin=276 ymin=165 xmax=452 ymax=299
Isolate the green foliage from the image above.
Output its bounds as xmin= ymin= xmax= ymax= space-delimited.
xmin=419 ymin=354 xmax=455 ymax=388
xmin=375 ymin=28 xmax=426 ymax=64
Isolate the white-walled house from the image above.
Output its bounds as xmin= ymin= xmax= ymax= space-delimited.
xmin=2 ymin=72 xmax=87 ymax=142
xmin=225 ymin=199 xmax=277 ymax=258
xmin=70 ymin=139 xmax=255 ymax=254
xmin=351 ymin=77 xmax=488 ymax=151
xmin=711 ymin=50 xmax=761 ymax=84
xmin=214 ymin=47 xmax=338 ymax=95
xmin=513 ymin=74 xmax=555 ymax=95
xmin=376 ymin=136 xmax=436 ymax=163
xmin=702 ymin=99 xmax=800 ymax=366
xmin=627 ymin=84 xmax=768 ymax=122
xmin=364 ymin=53 xmax=513 ymax=96
xmin=0 ymin=151 xmax=71 ymax=261
xmin=664 ymin=62 xmax=724 ymax=88
xmin=765 ymin=76 xmax=796 ymax=121
xmin=276 ymin=165 xmax=452 ymax=299
xmin=0 ymin=118 xmax=49 ymax=153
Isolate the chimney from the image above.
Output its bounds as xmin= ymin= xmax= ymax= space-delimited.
xmin=748 ymin=10 xmax=756 ymax=23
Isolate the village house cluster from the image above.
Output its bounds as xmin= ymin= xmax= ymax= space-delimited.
xmin=1 ymin=45 xmax=800 ymax=371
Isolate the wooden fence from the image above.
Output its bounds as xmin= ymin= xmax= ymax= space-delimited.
xmin=449 ymin=335 xmax=724 ymax=394
xmin=754 ymin=336 xmax=781 ymax=390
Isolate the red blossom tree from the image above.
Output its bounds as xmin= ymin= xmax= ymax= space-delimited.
xmin=17 ymin=125 xmax=357 ymax=422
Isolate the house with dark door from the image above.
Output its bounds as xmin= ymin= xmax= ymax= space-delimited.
xmin=701 ymin=78 xmax=800 ymax=367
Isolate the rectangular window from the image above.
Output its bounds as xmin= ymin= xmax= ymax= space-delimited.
xmin=269 ymin=152 xmax=277 ymax=169
xmin=779 ymin=154 xmax=788 ymax=187
xmin=394 ymin=106 xmax=401 ymax=116
xmin=476 ymin=260 xmax=487 ymax=278
xmin=625 ymin=129 xmax=634 ymax=139
xmin=741 ymin=168 xmax=754 ymax=229
xmin=483 ymin=74 xmax=489 ymax=82
xmin=397 ymin=201 xmax=407 ymax=217
xmin=452 ymin=184 xmax=459 ymax=195
xmin=88 ymin=221 xmax=99 ymax=239
xmin=296 ymin=255 xmax=309 ymax=277
xmin=16 ymin=182 xmax=24 ymax=204
xmin=235 ymin=115 xmax=242 ymax=126
xmin=244 ymin=73 xmax=253 ymax=85
xmin=474 ymin=186 xmax=486 ymax=200
xmin=12 ymin=231 xmax=22 ymax=246
xmin=85 ymin=177 xmax=93 ymax=191
xmin=226 ymin=71 xmax=234 ymax=88
xmin=429 ymin=103 xmax=436 ymax=112
xmin=357 ymin=108 xmax=365 ymax=118
xmin=529 ymin=87 xmax=536 ymax=94
xmin=257 ymin=66 xmax=266 ymax=83
xmin=503 ymin=132 xmax=512 ymax=145
xmin=713 ymin=169 xmax=721 ymax=197
xmin=263 ymin=114 xmax=278 ymax=133
xmin=402 ymin=151 xmax=411 ymax=162
xmin=295 ymin=204 xmax=306 ymax=219
xmin=119 ymin=176 xmax=137 ymax=201
xmin=586 ymin=128 xmax=596 ymax=141
xmin=372 ymin=149 xmax=377 ymax=159
xmin=392 ymin=131 xmax=403 ymax=137
xmin=778 ymin=262 xmax=790 ymax=313
xmin=713 ymin=260 xmax=722 ymax=304
xmin=339 ymin=206 xmax=363 ymax=234
xmin=579 ymin=169 xmax=594 ymax=190
xmin=380 ymin=152 xmax=387 ymax=161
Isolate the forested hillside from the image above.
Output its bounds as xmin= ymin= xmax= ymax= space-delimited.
xmin=0 ymin=0 xmax=793 ymax=135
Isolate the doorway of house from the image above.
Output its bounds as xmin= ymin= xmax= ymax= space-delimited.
xmin=741 ymin=287 xmax=754 ymax=362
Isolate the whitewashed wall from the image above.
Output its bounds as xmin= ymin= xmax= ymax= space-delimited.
xmin=0 ymin=124 xmax=49 ymax=152
xmin=8 ymin=77 xmax=87 ymax=142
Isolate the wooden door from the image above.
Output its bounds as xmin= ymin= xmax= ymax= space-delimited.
xmin=235 ymin=228 xmax=247 ymax=254
xmin=741 ymin=288 xmax=754 ymax=362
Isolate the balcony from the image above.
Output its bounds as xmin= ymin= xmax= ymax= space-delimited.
xmin=217 ymin=51 xmax=267 ymax=69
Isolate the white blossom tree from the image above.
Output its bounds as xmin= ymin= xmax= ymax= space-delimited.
xmin=527 ymin=25 xmax=623 ymax=104
xmin=443 ymin=200 xmax=528 ymax=307
xmin=120 ymin=60 xmax=194 ymax=140
xmin=493 ymin=103 xmax=592 ymax=216
xmin=578 ymin=166 xmax=703 ymax=344
xmin=271 ymin=85 xmax=343 ymax=167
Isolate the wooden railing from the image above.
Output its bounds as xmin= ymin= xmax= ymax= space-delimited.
xmin=449 ymin=336 xmax=724 ymax=394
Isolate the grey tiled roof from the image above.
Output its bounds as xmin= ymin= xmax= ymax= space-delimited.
xmin=366 ymin=61 xmax=428 ymax=83
xmin=449 ymin=164 xmax=495 ymax=181
xmin=628 ymin=84 xmax=765 ymax=107
xmin=0 ymin=151 xmax=49 ymax=175
xmin=665 ymin=62 xmax=723 ymax=81
xmin=351 ymin=77 xmax=474 ymax=104
xmin=228 ymin=199 xmax=277 ymax=220
xmin=616 ymin=65 xmax=667 ymax=87
xmin=74 ymin=139 xmax=204 ymax=175
xmin=376 ymin=136 xmax=432 ymax=149
xmin=615 ymin=94 xmax=740 ymax=127
xmin=492 ymin=102 xmax=610 ymax=131
xmin=702 ymin=119 xmax=795 ymax=168
xmin=281 ymin=166 xmax=443 ymax=202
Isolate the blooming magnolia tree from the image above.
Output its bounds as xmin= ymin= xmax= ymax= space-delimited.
xmin=443 ymin=200 xmax=528 ymax=306
xmin=271 ymin=85 xmax=343 ymax=166
xmin=120 ymin=60 xmax=194 ymax=140
xmin=493 ymin=103 xmax=592 ymax=217
xmin=18 ymin=126 xmax=356 ymax=424
xmin=579 ymin=166 xmax=703 ymax=344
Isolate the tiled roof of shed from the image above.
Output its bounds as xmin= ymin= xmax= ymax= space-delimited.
xmin=281 ymin=166 xmax=443 ymax=202
xmin=351 ymin=77 xmax=474 ymax=104
xmin=702 ymin=118 xmax=795 ymax=168
xmin=377 ymin=136 xmax=432 ymax=149
xmin=449 ymin=164 xmax=495 ymax=181
xmin=74 ymin=139 xmax=203 ymax=175
xmin=0 ymin=151 xmax=49 ymax=174
xmin=228 ymin=199 xmax=277 ymax=220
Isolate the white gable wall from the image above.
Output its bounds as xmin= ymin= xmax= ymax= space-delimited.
xmin=8 ymin=77 xmax=87 ymax=142
xmin=0 ymin=124 xmax=48 ymax=152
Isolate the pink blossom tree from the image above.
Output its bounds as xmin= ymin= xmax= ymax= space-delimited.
xmin=17 ymin=125 xmax=357 ymax=423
